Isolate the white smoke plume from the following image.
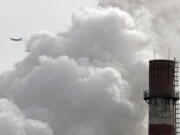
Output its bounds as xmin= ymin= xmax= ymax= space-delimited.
xmin=98 ymin=0 xmax=180 ymax=58
xmin=0 ymin=98 xmax=53 ymax=135
xmin=0 ymin=0 xmax=178 ymax=134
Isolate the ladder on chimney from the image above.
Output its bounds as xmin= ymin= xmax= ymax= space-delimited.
xmin=175 ymin=59 xmax=179 ymax=135
xmin=174 ymin=61 xmax=179 ymax=88
xmin=176 ymin=102 xmax=180 ymax=135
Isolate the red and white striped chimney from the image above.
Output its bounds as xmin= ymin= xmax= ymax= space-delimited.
xmin=144 ymin=59 xmax=179 ymax=135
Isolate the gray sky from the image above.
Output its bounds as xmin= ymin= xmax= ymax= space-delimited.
xmin=0 ymin=0 xmax=97 ymax=73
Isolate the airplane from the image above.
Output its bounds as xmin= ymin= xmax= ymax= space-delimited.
xmin=10 ymin=37 xmax=22 ymax=41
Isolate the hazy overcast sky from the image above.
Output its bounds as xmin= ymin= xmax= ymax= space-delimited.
xmin=0 ymin=0 xmax=97 ymax=73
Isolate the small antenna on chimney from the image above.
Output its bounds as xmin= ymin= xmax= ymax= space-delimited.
xmin=154 ymin=50 xmax=156 ymax=59
xmin=168 ymin=47 xmax=170 ymax=60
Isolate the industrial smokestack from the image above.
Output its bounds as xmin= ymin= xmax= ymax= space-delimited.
xmin=144 ymin=59 xmax=180 ymax=135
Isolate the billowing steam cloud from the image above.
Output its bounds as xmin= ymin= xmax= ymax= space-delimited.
xmin=99 ymin=0 xmax=180 ymax=57
xmin=0 ymin=98 xmax=53 ymax=135
xmin=0 ymin=0 xmax=178 ymax=135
